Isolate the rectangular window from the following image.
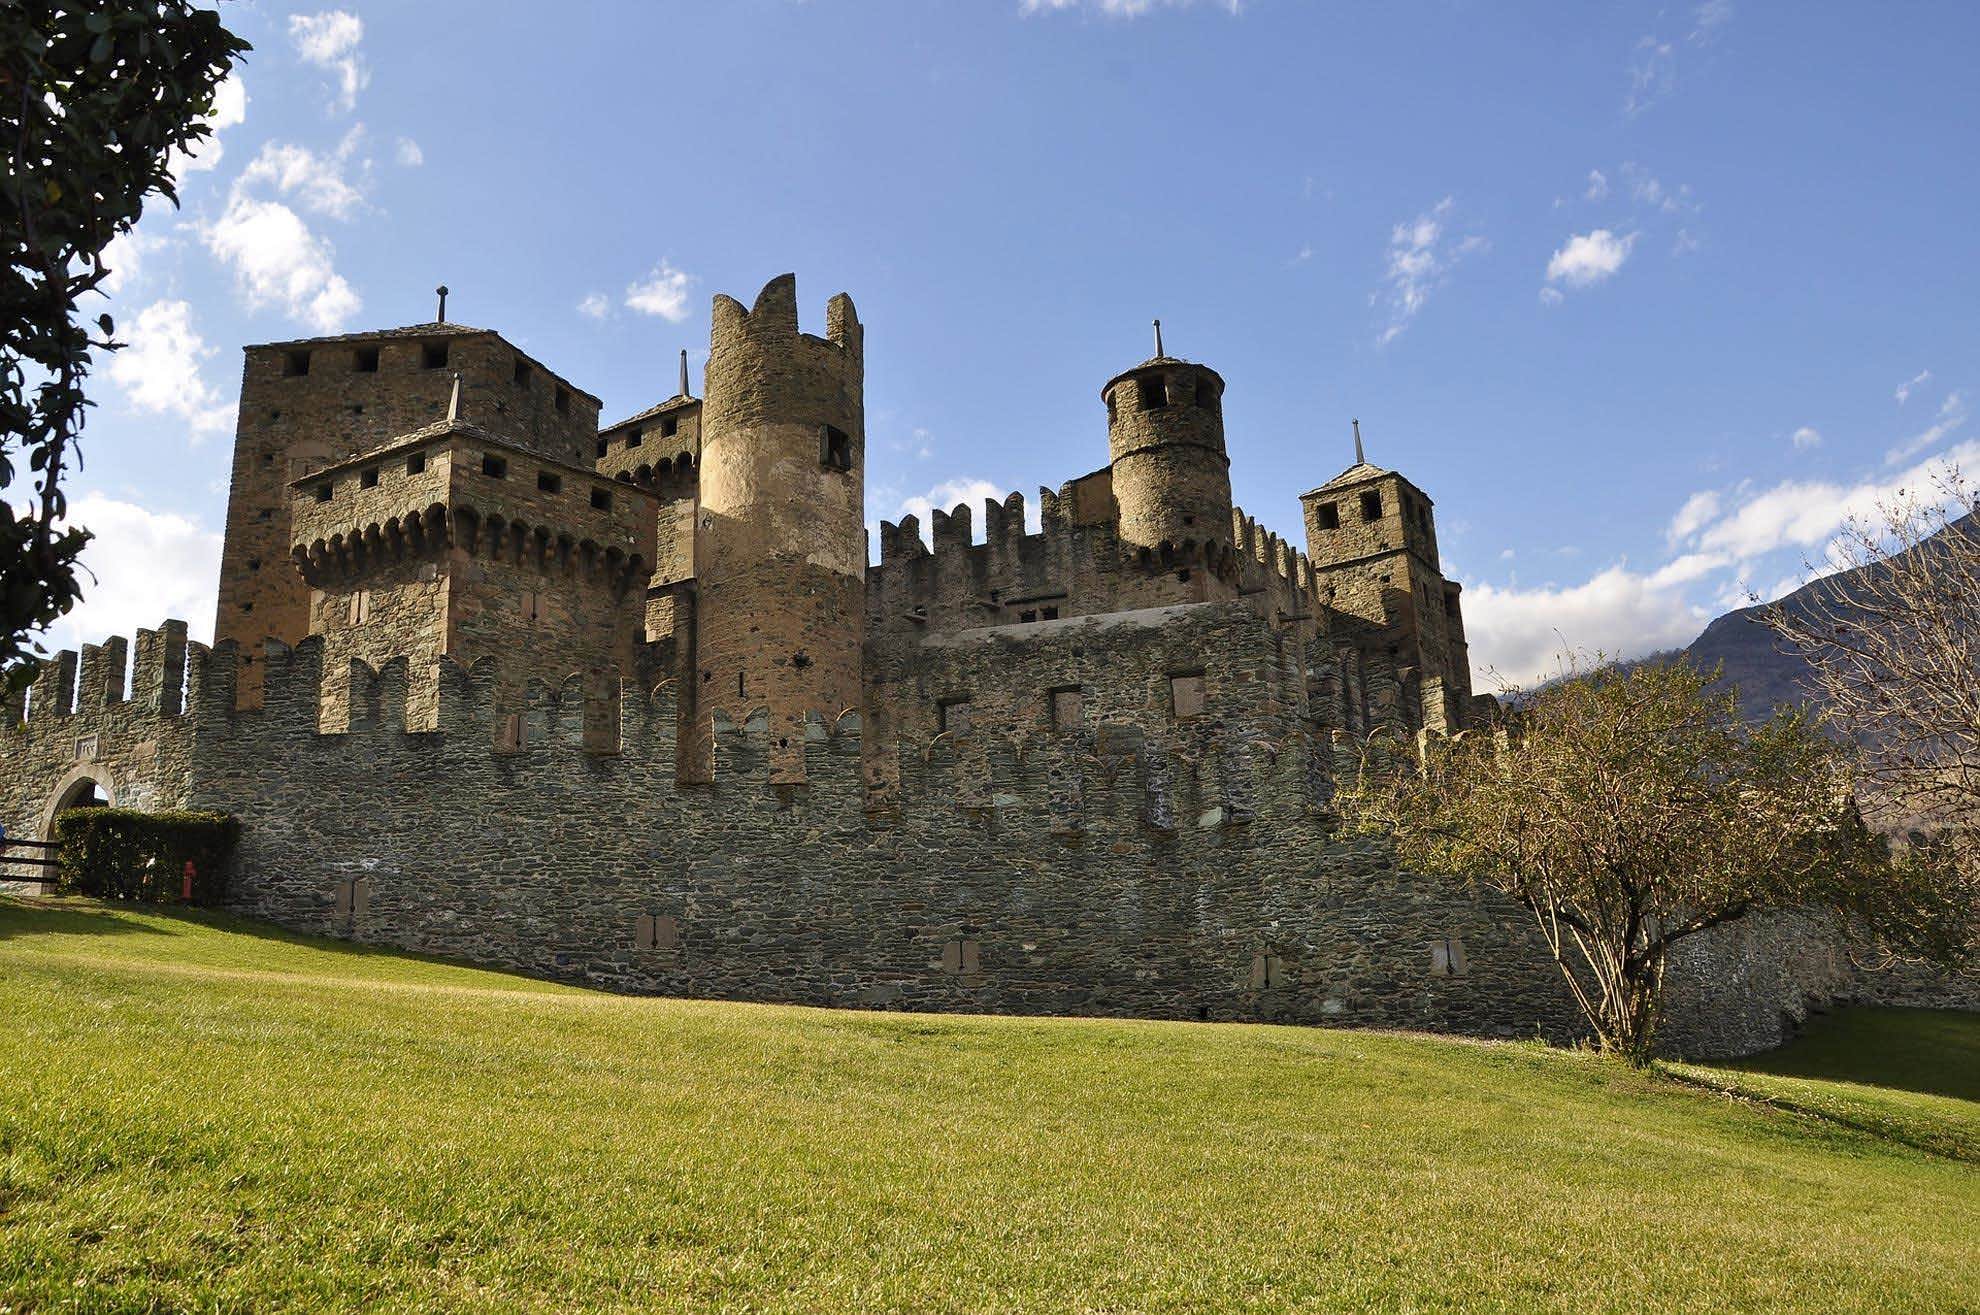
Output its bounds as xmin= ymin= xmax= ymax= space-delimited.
xmin=1042 ymin=606 xmax=1059 ymax=620
xmin=660 ymin=415 xmax=678 ymax=438
xmin=1429 ymin=937 xmax=1468 ymax=977
xmin=942 ymin=939 xmax=981 ymax=974
xmin=496 ymin=712 xmax=523 ymax=753
xmin=422 ymin=341 xmax=449 ymax=370
xmin=283 ymin=349 xmax=311 ymax=377
xmin=1170 ymin=672 xmax=1206 ymax=720
xmin=939 ymin=698 xmax=972 ymax=735
xmin=1444 ymin=590 xmax=1459 ymax=618
xmin=537 ymin=471 xmax=562 ymax=494
xmin=521 ymin=589 xmax=545 ymax=624
xmin=1360 ymin=489 xmax=1383 ymax=522
xmin=591 ymin=487 xmax=613 ymax=511
xmin=1138 ymin=376 xmax=1165 ymax=411
xmin=821 ymin=425 xmax=852 ymax=471
xmin=406 ymin=451 xmax=427 ymax=475
xmin=347 ymin=589 xmax=372 ymax=626
xmin=1317 ymin=501 xmax=1340 ymax=530
xmin=513 ymin=358 xmax=531 ymax=387
xmin=353 ymin=345 xmax=379 ymax=373
xmin=1018 ymin=610 xmax=1036 ymax=623
xmin=625 ymin=428 xmax=643 ymax=448
xmin=314 ymin=483 xmax=334 ymax=503
xmin=1195 ymin=378 xmax=1217 ymax=408
xmin=596 ymin=437 xmax=610 ymax=458
xmin=554 ymin=386 xmax=571 ymax=414
xmin=481 ymin=454 xmax=507 ymax=479
xmin=359 ymin=466 xmax=379 ymax=489
xmin=1050 ymin=686 xmax=1084 ymax=729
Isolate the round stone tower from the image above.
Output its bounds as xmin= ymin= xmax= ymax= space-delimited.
xmin=1102 ymin=328 xmax=1235 ymax=579
xmin=693 ymin=273 xmax=865 ymax=781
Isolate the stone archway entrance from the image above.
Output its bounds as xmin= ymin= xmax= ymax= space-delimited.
xmin=36 ymin=766 xmax=117 ymax=843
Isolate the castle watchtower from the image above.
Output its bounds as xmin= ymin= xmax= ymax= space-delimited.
xmin=693 ymin=275 xmax=865 ymax=782
xmin=1300 ymin=424 xmax=1474 ymax=731
xmin=1101 ymin=323 xmax=1237 ymax=595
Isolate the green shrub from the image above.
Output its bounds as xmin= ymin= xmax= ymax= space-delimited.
xmin=53 ymin=809 xmax=240 ymax=905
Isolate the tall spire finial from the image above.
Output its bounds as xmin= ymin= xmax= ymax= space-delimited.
xmin=678 ymin=348 xmax=690 ymax=398
xmin=447 ymin=371 xmax=462 ymax=421
xmin=435 ymin=284 xmax=449 ymax=322
xmin=1152 ymin=318 xmax=1164 ymax=358
xmin=1353 ymin=418 xmax=1365 ymax=466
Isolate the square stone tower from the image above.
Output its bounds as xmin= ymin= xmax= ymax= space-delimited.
xmin=1300 ymin=441 xmax=1474 ymax=731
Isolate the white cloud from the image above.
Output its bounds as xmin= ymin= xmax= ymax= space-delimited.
xmin=53 ymin=493 xmax=223 ymax=653
xmin=1895 ymin=368 xmax=1931 ymax=405
xmin=625 ymin=262 xmax=695 ymax=322
xmin=1790 ymin=426 xmax=1822 ymax=451
xmin=1583 ymin=170 xmax=1609 ymax=201
xmin=237 ymin=130 xmax=369 ymax=220
xmin=1691 ymin=0 xmax=1734 ymax=44
xmin=877 ymin=478 xmax=1040 ymax=548
xmin=1647 ymin=551 xmax=1731 ymax=588
xmin=97 ymin=227 xmax=167 ymax=297
xmin=1666 ymin=490 xmax=1721 ymax=545
xmin=204 ymin=194 xmax=360 ymax=332
xmin=1374 ymin=197 xmax=1485 ymax=346
xmin=289 ymin=11 xmax=368 ymax=113
xmin=1625 ymin=38 xmax=1676 ymax=116
xmin=105 ymin=300 xmax=236 ymax=442
xmin=1463 ymin=565 xmax=1711 ymax=690
xmin=1544 ymin=229 xmax=1636 ymax=290
xmin=1675 ymin=436 xmax=1980 ymax=560
xmin=395 ymin=137 xmax=424 ymax=167
xmin=1886 ymin=389 xmax=1968 ymax=464
xmin=577 ymin=292 xmax=611 ymax=320
xmin=1621 ymin=163 xmax=1697 ymax=215
xmin=170 ymin=73 xmax=247 ymax=176
xmin=1019 ymin=0 xmax=1240 ymax=15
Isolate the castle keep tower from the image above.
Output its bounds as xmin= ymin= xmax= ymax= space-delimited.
xmin=693 ymin=275 xmax=865 ymax=781
xmin=1300 ymin=427 xmax=1474 ymax=731
xmin=1102 ymin=326 xmax=1238 ymax=595
xmin=216 ymin=311 xmax=602 ymax=702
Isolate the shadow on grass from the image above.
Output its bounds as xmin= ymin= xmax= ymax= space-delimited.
xmin=0 ymin=894 xmax=585 ymax=992
xmin=1725 ymin=1007 xmax=1980 ymax=1104
xmin=0 ymin=896 xmax=169 ymax=942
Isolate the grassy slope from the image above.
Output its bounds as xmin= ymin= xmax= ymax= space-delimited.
xmin=1 ymin=899 xmax=1975 ymax=1314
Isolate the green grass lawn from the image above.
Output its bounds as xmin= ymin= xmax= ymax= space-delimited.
xmin=2 ymin=898 xmax=1975 ymax=1313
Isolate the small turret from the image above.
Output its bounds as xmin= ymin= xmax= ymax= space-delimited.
xmin=1101 ymin=323 xmax=1236 ymax=584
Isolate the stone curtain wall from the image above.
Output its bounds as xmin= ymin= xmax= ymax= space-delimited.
xmin=6 ymin=617 xmax=1967 ymax=1057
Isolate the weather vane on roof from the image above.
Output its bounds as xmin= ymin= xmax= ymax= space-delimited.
xmin=1353 ymin=418 xmax=1365 ymax=465
xmin=1152 ymin=318 xmax=1164 ymax=358
xmin=435 ymin=284 xmax=449 ymax=322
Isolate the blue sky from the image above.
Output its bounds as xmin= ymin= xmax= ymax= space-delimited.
xmin=63 ymin=0 xmax=1980 ymax=686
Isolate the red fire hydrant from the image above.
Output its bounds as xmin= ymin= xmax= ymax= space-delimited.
xmin=182 ymin=860 xmax=196 ymax=904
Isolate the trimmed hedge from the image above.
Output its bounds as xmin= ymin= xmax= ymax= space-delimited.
xmin=54 ymin=808 xmax=240 ymax=905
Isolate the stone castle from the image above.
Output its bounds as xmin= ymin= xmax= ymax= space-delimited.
xmin=3 ymin=274 xmax=1943 ymax=1057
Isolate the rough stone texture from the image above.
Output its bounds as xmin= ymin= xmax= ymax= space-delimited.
xmin=5 ymin=273 xmax=1968 ymax=1060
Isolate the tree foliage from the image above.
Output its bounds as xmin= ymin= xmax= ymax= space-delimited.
xmin=1759 ymin=471 xmax=1980 ymax=855
xmin=1 ymin=0 xmax=248 ymax=691
xmin=1342 ymin=660 xmax=1968 ymax=1062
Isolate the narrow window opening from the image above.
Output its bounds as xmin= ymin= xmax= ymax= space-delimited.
xmin=1444 ymin=590 xmax=1459 ymax=618
xmin=537 ymin=471 xmax=562 ymax=494
xmin=660 ymin=415 xmax=678 ymax=438
xmin=313 ymin=483 xmax=333 ymax=503
xmin=555 ymin=386 xmax=571 ymax=414
xmin=497 ymin=712 xmax=523 ymax=753
xmin=737 ymin=671 xmax=745 ymax=698
xmin=282 ymin=350 xmax=312 ymax=377
xmin=1138 ymin=376 xmax=1165 ymax=411
xmin=406 ymin=451 xmax=427 ymax=475
xmin=1360 ymin=490 xmax=1383 ymax=522
xmin=821 ymin=425 xmax=852 ymax=471
xmin=1018 ymin=610 xmax=1037 ymax=623
xmin=481 ymin=454 xmax=507 ymax=479
xmin=1195 ymin=377 xmax=1216 ymax=408
xmin=591 ymin=487 xmax=612 ymax=511
xmin=421 ymin=341 xmax=449 ymax=370
xmin=626 ymin=428 xmax=643 ymax=448
xmin=354 ymin=345 xmax=379 ymax=373
xmin=1042 ymin=606 xmax=1059 ymax=620
xmin=513 ymin=358 xmax=531 ymax=387
xmin=359 ymin=466 xmax=379 ymax=489
xmin=348 ymin=589 xmax=372 ymax=626
xmin=1169 ymin=672 xmax=1206 ymax=721
xmin=596 ymin=438 xmax=609 ymax=458
xmin=1317 ymin=501 xmax=1340 ymax=530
